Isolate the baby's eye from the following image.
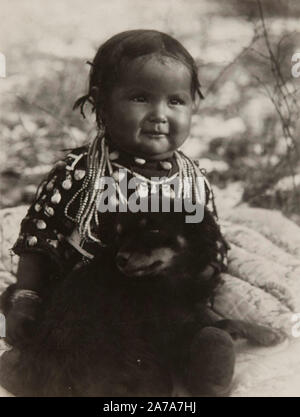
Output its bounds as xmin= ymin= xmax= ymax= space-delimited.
xmin=169 ymin=97 xmax=185 ymax=105
xmin=131 ymin=96 xmax=147 ymax=103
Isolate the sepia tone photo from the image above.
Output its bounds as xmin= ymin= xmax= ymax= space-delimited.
xmin=0 ymin=0 xmax=299 ymax=397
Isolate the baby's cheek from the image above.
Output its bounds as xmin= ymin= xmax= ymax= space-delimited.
xmin=171 ymin=112 xmax=191 ymax=136
xmin=124 ymin=105 xmax=146 ymax=124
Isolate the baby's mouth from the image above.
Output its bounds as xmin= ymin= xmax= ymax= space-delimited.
xmin=142 ymin=131 xmax=169 ymax=137
xmin=142 ymin=125 xmax=169 ymax=136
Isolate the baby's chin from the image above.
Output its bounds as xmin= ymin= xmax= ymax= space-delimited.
xmin=121 ymin=146 xmax=175 ymax=160
xmin=108 ymin=133 xmax=186 ymax=160
xmin=140 ymin=151 xmax=175 ymax=160
xmin=124 ymin=142 xmax=180 ymax=160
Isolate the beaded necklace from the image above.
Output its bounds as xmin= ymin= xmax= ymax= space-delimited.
xmin=65 ymin=134 xmax=211 ymax=245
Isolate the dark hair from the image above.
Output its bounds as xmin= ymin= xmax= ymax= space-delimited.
xmin=73 ymin=29 xmax=204 ymax=129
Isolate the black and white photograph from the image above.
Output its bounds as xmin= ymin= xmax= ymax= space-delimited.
xmin=0 ymin=0 xmax=299 ymax=398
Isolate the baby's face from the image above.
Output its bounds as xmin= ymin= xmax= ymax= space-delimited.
xmin=104 ymin=55 xmax=194 ymax=160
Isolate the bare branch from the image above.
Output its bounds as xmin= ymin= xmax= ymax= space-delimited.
xmin=206 ymin=33 xmax=259 ymax=95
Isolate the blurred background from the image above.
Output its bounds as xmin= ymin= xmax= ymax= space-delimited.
xmin=0 ymin=0 xmax=299 ymax=223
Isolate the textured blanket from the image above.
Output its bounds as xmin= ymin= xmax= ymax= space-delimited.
xmin=0 ymin=204 xmax=300 ymax=397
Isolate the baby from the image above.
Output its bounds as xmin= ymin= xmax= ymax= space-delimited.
xmin=2 ymin=29 xmax=228 ymax=348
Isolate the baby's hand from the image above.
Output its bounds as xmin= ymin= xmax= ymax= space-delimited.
xmin=6 ymin=309 xmax=36 ymax=346
xmin=6 ymin=289 xmax=41 ymax=347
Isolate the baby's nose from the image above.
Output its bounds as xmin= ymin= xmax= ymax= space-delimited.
xmin=148 ymin=102 xmax=168 ymax=123
xmin=149 ymin=114 xmax=167 ymax=123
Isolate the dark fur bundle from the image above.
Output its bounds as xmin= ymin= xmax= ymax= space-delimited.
xmin=4 ymin=207 xmax=285 ymax=397
xmin=9 ymin=208 xmax=230 ymax=397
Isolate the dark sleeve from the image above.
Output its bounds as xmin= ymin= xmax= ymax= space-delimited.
xmin=12 ymin=148 xmax=89 ymax=277
xmin=193 ymin=161 xmax=219 ymax=219
xmin=193 ymin=161 xmax=230 ymax=274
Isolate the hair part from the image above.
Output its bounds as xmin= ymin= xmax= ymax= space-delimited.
xmin=73 ymin=29 xmax=204 ymax=129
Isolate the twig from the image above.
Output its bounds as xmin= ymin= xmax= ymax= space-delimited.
xmin=256 ymin=0 xmax=299 ymax=139
xmin=254 ymin=0 xmax=299 ymax=195
xmin=205 ymin=32 xmax=259 ymax=96
xmin=15 ymin=94 xmax=80 ymax=147
xmin=254 ymin=75 xmax=297 ymax=185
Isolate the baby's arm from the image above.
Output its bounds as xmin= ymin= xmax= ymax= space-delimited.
xmin=16 ymin=252 xmax=50 ymax=291
xmin=2 ymin=147 xmax=90 ymax=346
xmin=3 ymin=253 xmax=53 ymax=347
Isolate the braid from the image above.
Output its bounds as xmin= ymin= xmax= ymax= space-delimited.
xmin=73 ymin=60 xmax=105 ymax=129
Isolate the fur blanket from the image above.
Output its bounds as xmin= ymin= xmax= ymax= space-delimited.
xmin=0 ymin=204 xmax=300 ymax=397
